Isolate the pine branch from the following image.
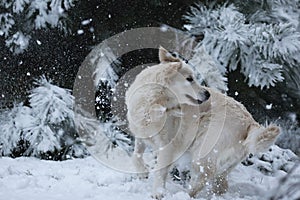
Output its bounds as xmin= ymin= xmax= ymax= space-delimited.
xmin=184 ymin=2 xmax=300 ymax=89
xmin=0 ymin=0 xmax=76 ymax=54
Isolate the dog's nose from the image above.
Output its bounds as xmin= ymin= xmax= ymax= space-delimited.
xmin=204 ymin=90 xmax=210 ymax=100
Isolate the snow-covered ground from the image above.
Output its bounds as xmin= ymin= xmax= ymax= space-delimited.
xmin=0 ymin=145 xmax=299 ymax=200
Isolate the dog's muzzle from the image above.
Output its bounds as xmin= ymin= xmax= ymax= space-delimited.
xmin=185 ymin=90 xmax=210 ymax=105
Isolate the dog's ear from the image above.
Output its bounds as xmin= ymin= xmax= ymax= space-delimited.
xmin=159 ymin=46 xmax=180 ymax=63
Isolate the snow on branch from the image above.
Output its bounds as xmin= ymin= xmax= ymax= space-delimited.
xmin=184 ymin=2 xmax=300 ymax=89
xmin=0 ymin=0 xmax=76 ymax=54
xmin=252 ymin=23 xmax=300 ymax=62
xmin=0 ymin=13 xmax=15 ymax=37
xmin=0 ymin=103 xmax=33 ymax=156
xmin=5 ymin=31 xmax=30 ymax=54
xmin=189 ymin=45 xmax=228 ymax=92
xmin=91 ymin=43 xmax=120 ymax=88
xmin=185 ymin=4 xmax=249 ymax=74
xmin=238 ymin=0 xmax=300 ymax=28
xmin=268 ymin=162 xmax=300 ymax=200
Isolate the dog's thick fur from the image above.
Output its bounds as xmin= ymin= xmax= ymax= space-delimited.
xmin=125 ymin=47 xmax=280 ymax=198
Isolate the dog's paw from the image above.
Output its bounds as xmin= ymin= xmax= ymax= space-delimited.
xmin=137 ymin=172 xmax=149 ymax=180
xmin=151 ymin=188 xmax=166 ymax=200
xmin=151 ymin=193 xmax=164 ymax=200
xmin=188 ymin=190 xmax=197 ymax=199
xmin=212 ymin=175 xmax=228 ymax=195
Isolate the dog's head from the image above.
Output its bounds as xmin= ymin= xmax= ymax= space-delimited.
xmin=158 ymin=46 xmax=210 ymax=106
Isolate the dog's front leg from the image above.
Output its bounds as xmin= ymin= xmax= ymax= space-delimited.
xmin=152 ymin=167 xmax=169 ymax=199
xmin=132 ymin=138 xmax=148 ymax=179
xmin=152 ymin=145 xmax=174 ymax=199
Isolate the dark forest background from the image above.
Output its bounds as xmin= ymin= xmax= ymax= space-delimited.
xmin=0 ymin=0 xmax=299 ymax=124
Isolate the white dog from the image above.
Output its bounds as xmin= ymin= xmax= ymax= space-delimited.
xmin=125 ymin=47 xmax=280 ymax=199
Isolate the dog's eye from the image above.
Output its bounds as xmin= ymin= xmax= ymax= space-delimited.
xmin=186 ymin=76 xmax=194 ymax=82
xmin=171 ymin=52 xmax=178 ymax=58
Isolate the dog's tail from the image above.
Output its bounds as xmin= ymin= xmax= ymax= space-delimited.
xmin=243 ymin=124 xmax=281 ymax=154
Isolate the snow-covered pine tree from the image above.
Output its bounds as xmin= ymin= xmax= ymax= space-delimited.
xmin=90 ymin=44 xmax=134 ymax=154
xmin=0 ymin=0 xmax=76 ymax=54
xmin=234 ymin=0 xmax=300 ymax=97
xmin=92 ymin=43 xmax=120 ymax=122
xmin=0 ymin=103 xmax=33 ymax=156
xmin=234 ymin=0 xmax=299 ymax=27
xmin=269 ymin=162 xmax=300 ymax=200
xmin=276 ymin=118 xmax=300 ymax=156
xmin=22 ymin=76 xmax=86 ymax=159
xmin=99 ymin=117 xmax=134 ymax=155
xmin=184 ymin=1 xmax=300 ymax=90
